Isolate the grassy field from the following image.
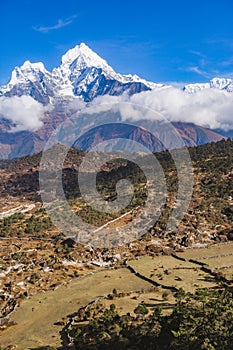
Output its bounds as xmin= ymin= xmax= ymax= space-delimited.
xmin=176 ymin=242 xmax=233 ymax=281
xmin=176 ymin=242 xmax=233 ymax=260
xmin=2 ymin=242 xmax=233 ymax=349
xmin=103 ymin=289 xmax=176 ymax=315
xmin=128 ymin=255 xmax=218 ymax=292
xmin=199 ymin=255 xmax=233 ymax=268
xmin=219 ymin=267 xmax=233 ymax=280
xmin=0 ymin=268 xmax=151 ymax=349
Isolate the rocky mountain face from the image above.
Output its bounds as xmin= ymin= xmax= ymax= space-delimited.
xmin=0 ymin=43 xmax=230 ymax=159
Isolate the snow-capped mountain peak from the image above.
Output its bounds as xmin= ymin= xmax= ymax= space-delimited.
xmin=210 ymin=77 xmax=233 ymax=91
xmin=0 ymin=42 xmax=168 ymax=102
xmin=20 ymin=60 xmax=46 ymax=72
xmin=0 ymin=60 xmax=53 ymax=104
xmin=50 ymin=43 xmax=166 ymax=100
xmin=8 ymin=60 xmax=47 ymax=86
xmin=61 ymin=43 xmax=115 ymax=75
xmin=1 ymin=42 xmax=233 ymax=105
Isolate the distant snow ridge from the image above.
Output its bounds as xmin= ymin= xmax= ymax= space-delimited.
xmin=184 ymin=77 xmax=233 ymax=93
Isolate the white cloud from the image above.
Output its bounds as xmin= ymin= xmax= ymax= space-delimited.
xmin=0 ymin=96 xmax=46 ymax=132
xmin=2 ymin=87 xmax=233 ymax=134
xmin=131 ymin=88 xmax=233 ymax=131
xmin=88 ymin=87 xmax=233 ymax=131
xmin=187 ymin=66 xmax=210 ymax=78
xmin=34 ymin=15 xmax=77 ymax=33
xmin=189 ymin=50 xmax=206 ymax=58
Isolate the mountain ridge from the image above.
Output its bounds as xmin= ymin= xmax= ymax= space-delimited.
xmin=0 ymin=43 xmax=230 ymax=159
xmin=1 ymin=43 xmax=232 ymax=104
xmin=0 ymin=43 xmax=165 ymax=104
xmin=184 ymin=77 xmax=233 ymax=93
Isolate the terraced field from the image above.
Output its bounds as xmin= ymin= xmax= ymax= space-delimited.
xmin=0 ymin=268 xmax=152 ymax=349
xmin=176 ymin=242 xmax=233 ymax=281
xmin=127 ymin=255 xmax=218 ymax=292
xmin=1 ymin=242 xmax=233 ymax=349
xmin=176 ymin=242 xmax=233 ymax=261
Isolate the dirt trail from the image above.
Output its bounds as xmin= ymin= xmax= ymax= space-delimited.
xmin=0 ymin=204 xmax=35 ymax=220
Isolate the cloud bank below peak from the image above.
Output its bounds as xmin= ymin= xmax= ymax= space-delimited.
xmin=89 ymin=87 xmax=233 ymax=131
xmin=1 ymin=86 xmax=233 ymax=134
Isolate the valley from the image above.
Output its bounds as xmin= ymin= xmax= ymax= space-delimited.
xmin=0 ymin=0 xmax=233 ymax=347
xmin=0 ymin=138 xmax=232 ymax=349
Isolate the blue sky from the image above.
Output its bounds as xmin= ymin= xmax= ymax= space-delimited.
xmin=0 ymin=0 xmax=233 ymax=85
